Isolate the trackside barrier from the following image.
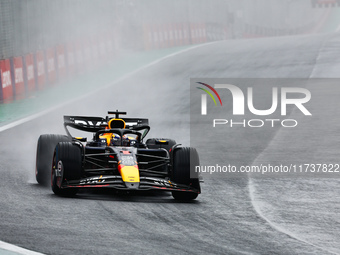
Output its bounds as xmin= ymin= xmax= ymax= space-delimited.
xmin=100 ymin=35 xmax=108 ymax=63
xmin=173 ymin=23 xmax=179 ymax=46
xmin=177 ymin=23 xmax=185 ymax=46
xmin=45 ymin=48 xmax=57 ymax=85
xmin=159 ymin=24 xmax=166 ymax=48
xmin=198 ymin=23 xmax=207 ymax=43
xmin=0 ymin=71 xmax=2 ymax=102
xmin=91 ymin=37 xmax=99 ymax=68
xmin=201 ymin=23 xmax=207 ymax=43
xmin=174 ymin=23 xmax=180 ymax=46
xmin=183 ymin=23 xmax=190 ymax=45
xmin=178 ymin=23 xmax=185 ymax=45
xmin=151 ymin=24 xmax=158 ymax=49
xmin=56 ymin=45 xmax=67 ymax=80
xmin=0 ymin=59 xmax=14 ymax=103
xmin=171 ymin=24 xmax=176 ymax=47
xmin=156 ymin=24 xmax=162 ymax=48
xmin=163 ymin=24 xmax=168 ymax=48
xmin=146 ymin=22 xmax=208 ymax=49
xmin=83 ymin=41 xmax=92 ymax=70
xmin=158 ymin=24 xmax=163 ymax=48
xmin=66 ymin=42 xmax=76 ymax=76
xmin=75 ymin=41 xmax=84 ymax=74
xmin=12 ymin=57 xmax=25 ymax=100
xmin=143 ymin=24 xmax=151 ymax=51
xmin=167 ymin=24 xmax=176 ymax=48
xmin=106 ymin=35 xmax=114 ymax=62
xmin=35 ymin=51 xmax=46 ymax=90
xmin=192 ymin=23 xmax=200 ymax=43
xmin=112 ymin=29 xmax=120 ymax=57
xmin=143 ymin=22 xmax=207 ymax=50
xmin=241 ymin=15 xmax=328 ymax=38
xmin=190 ymin=23 xmax=197 ymax=44
xmin=99 ymin=39 xmax=107 ymax=62
xmin=311 ymin=0 xmax=340 ymax=8
xmin=159 ymin=24 xmax=165 ymax=48
xmin=165 ymin=24 xmax=174 ymax=49
xmin=25 ymin=54 xmax=36 ymax=94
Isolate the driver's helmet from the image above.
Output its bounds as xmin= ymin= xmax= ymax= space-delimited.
xmin=110 ymin=134 xmax=121 ymax=146
xmin=121 ymin=135 xmax=131 ymax=146
xmin=110 ymin=134 xmax=136 ymax=146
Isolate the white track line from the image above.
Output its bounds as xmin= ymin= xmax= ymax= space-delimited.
xmin=247 ymin=33 xmax=340 ymax=253
xmin=0 ymin=241 xmax=45 ymax=255
xmin=0 ymin=105 xmax=64 ymax=133
xmin=248 ymin=178 xmax=338 ymax=255
xmin=0 ymin=42 xmax=217 ymax=134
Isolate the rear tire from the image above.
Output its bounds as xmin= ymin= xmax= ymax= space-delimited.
xmin=171 ymin=147 xmax=200 ymax=200
xmin=146 ymin=138 xmax=176 ymax=152
xmin=51 ymin=142 xmax=82 ymax=196
xmin=36 ymin=134 xmax=71 ymax=185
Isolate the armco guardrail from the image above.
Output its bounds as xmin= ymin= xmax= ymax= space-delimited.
xmin=0 ymin=33 xmax=116 ymax=103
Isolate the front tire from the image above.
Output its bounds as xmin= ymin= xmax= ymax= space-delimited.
xmin=171 ymin=147 xmax=200 ymax=200
xmin=51 ymin=142 xmax=82 ymax=196
xmin=36 ymin=134 xmax=71 ymax=185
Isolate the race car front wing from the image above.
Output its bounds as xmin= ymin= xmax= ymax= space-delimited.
xmin=61 ymin=175 xmax=200 ymax=194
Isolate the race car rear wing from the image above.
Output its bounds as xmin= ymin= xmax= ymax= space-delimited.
xmin=63 ymin=115 xmax=149 ymax=137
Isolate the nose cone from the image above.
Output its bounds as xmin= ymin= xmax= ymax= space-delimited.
xmin=119 ymin=165 xmax=140 ymax=182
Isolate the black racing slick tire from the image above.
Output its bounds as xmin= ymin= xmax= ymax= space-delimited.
xmin=51 ymin=142 xmax=82 ymax=197
xmin=35 ymin=134 xmax=71 ymax=185
xmin=146 ymin=138 xmax=176 ymax=153
xmin=171 ymin=147 xmax=201 ymax=200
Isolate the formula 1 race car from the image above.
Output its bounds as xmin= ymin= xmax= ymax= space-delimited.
xmin=35 ymin=111 xmax=201 ymax=200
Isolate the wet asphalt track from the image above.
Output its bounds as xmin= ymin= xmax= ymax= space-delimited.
xmin=0 ymin=33 xmax=339 ymax=255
